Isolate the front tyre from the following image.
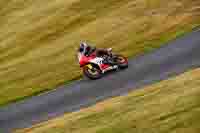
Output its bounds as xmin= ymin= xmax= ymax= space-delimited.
xmin=83 ymin=64 xmax=102 ymax=80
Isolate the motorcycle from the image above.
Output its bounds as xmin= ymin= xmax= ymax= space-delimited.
xmin=78 ymin=49 xmax=128 ymax=79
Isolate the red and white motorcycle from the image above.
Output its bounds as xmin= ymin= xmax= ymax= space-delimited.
xmin=78 ymin=49 xmax=128 ymax=79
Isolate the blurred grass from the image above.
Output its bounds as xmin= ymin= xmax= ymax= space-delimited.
xmin=17 ymin=68 xmax=200 ymax=133
xmin=0 ymin=0 xmax=200 ymax=106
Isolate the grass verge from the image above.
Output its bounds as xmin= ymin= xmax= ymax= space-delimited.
xmin=17 ymin=68 xmax=200 ymax=133
xmin=0 ymin=0 xmax=200 ymax=106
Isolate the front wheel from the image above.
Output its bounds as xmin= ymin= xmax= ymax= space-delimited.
xmin=83 ymin=64 xmax=102 ymax=80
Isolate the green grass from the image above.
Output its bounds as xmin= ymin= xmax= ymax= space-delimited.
xmin=17 ymin=68 xmax=200 ymax=133
xmin=0 ymin=0 xmax=200 ymax=106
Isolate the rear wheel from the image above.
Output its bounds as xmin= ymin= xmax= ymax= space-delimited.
xmin=83 ymin=64 xmax=102 ymax=80
xmin=114 ymin=55 xmax=128 ymax=69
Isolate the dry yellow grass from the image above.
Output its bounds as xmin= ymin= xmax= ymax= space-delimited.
xmin=0 ymin=0 xmax=200 ymax=106
xmin=17 ymin=68 xmax=200 ymax=133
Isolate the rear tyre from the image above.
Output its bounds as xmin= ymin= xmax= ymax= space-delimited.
xmin=83 ymin=64 xmax=102 ymax=80
xmin=114 ymin=55 xmax=128 ymax=69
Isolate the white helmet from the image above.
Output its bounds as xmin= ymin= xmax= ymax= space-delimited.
xmin=79 ymin=42 xmax=90 ymax=54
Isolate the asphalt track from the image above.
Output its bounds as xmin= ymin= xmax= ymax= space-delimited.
xmin=1 ymin=29 xmax=200 ymax=132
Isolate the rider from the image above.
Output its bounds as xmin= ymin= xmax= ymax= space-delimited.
xmin=78 ymin=42 xmax=115 ymax=65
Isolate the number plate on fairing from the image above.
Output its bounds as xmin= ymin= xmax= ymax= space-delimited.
xmin=90 ymin=57 xmax=104 ymax=65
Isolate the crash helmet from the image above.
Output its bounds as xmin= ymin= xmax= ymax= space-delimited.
xmin=79 ymin=42 xmax=91 ymax=54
